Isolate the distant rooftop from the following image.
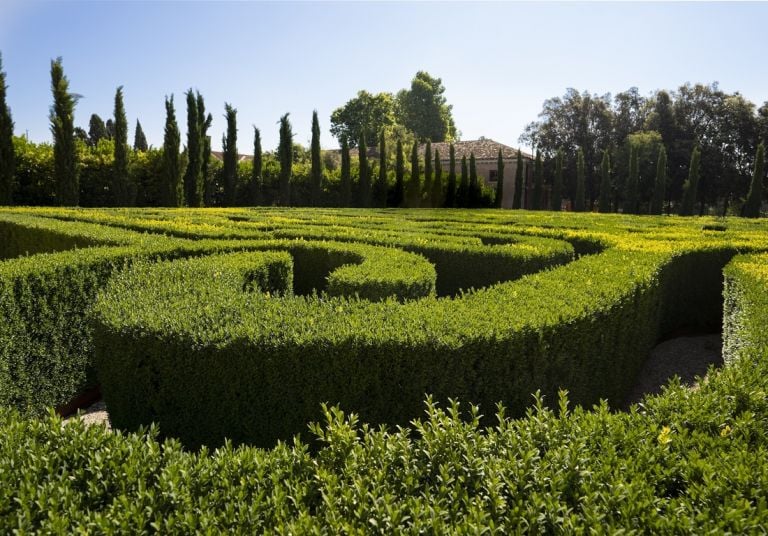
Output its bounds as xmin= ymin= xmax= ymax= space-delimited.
xmin=341 ymin=138 xmax=533 ymax=161
xmin=422 ymin=138 xmax=533 ymax=161
xmin=210 ymin=151 xmax=253 ymax=163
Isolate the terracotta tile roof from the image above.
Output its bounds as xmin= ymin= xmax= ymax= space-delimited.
xmin=210 ymin=150 xmax=253 ymax=163
xmin=332 ymin=139 xmax=532 ymax=161
xmin=423 ymin=138 xmax=533 ymax=161
xmin=347 ymin=147 xmax=380 ymax=159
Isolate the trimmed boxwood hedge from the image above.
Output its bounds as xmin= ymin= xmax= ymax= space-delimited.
xmin=1 ymin=250 xmax=768 ymax=531
xmin=3 ymin=210 xmax=575 ymax=417
xmin=93 ymin=234 xmax=743 ymax=448
xmin=0 ymin=232 xmax=437 ymax=416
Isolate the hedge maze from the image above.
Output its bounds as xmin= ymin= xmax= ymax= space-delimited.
xmin=2 ymin=207 xmax=768 ymax=531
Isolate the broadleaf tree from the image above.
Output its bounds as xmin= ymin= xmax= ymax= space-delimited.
xmin=396 ymin=71 xmax=457 ymax=142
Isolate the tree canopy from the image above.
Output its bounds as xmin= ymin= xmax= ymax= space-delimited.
xmin=396 ymin=71 xmax=457 ymax=143
xmin=521 ymin=83 xmax=765 ymax=212
xmin=330 ymin=71 xmax=457 ymax=148
xmin=330 ymin=90 xmax=394 ymax=148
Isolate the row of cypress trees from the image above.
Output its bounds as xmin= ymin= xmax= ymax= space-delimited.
xmin=334 ymin=136 xmax=505 ymax=209
xmin=0 ymin=55 xmax=508 ymax=209
xmin=0 ymin=55 xmax=763 ymax=214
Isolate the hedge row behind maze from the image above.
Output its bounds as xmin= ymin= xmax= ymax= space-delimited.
xmin=2 ymin=208 xmax=768 ymax=531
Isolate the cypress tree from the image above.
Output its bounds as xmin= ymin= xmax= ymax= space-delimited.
xmin=532 ymin=150 xmax=544 ymax=210
xmin=575 ymin=148 xmax=586 ymax=212
xmin=393 ymin=138 xmax=404 ymax=207
xmin=445 ymin=143 xmax=457 ymax=207
xmin=469 ymin=152 xmax=479 ymax=207
xmin=112 ymin=86 xmax=131 ymax=206
xmin=598 ymin=149 xmax=611 ymax=213
xmin=358 ymin=131 xmax=370 ymax=207
xmin=494 ymin=149 xmax=504 ymax=208
xmin=680 ymin=146 xmax=701 ymax=216
xmin=340 ymin=136 xmax=351 ymax=207
xmin=88 ymin=114 xmax=107 ymax=147
xmin=650 ymin=145 xmax=667 ymax=215
xmin=250 ymin=127 xmax=262 ymax=205
xmin=374 ymin=133 xmax=387 ymax=207
xmin=222 ymin=103 xmax=238 ymax=207
xmin=133 ymin=119 xmax=148 ymax=151
xmin=197 ymin=93 xmax=212 ymax=206
xmin=431 ymin=149 xmax=443 ymax=207
xmin=457 ymin=154 xmax=469 ymax=208
xmin=407 ymin=142 xmax=421 ymax=208
xmin=742 ymin=143 xmax=765 ymax=218
xmin=310 ymin=110 xmax=322 ymax=206
xmin=551 ymin=149 xmax=564 ymax=211
xmin=0 ymin=53 xmax=14 ymax=205
xmin=278 ymin=113 xmax=293 ymax=206
xmin=512 ymin=149 xmax=524 ymax=209
xmin=105 ymin=119 xmax=115 ymax=140
xmin=624 ymin=144 xmax=639 ymax=214
xmin=183 ymin=90 xmax=201 ymax=207
xmin=161 ymin=95 xmax=182 ymax=207
xmin=50 ymin=57 xmax=78 ymax=206
xmin=423 ymin=140 xmax=432 ymax=207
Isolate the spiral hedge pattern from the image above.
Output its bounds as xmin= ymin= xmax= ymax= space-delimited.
xmin=2 ymin=207 xmax=768 ymax=531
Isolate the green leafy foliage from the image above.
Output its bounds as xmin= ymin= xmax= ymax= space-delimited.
xmin=50 ymin=57 xmax=78 ymax=206
xmin=2 ymin=207 xmax=768 ymax=531
xmin=161 ymin=96 xmax=182 ymax=207
xmin=0 ymin=53 xmax=13 ymax=205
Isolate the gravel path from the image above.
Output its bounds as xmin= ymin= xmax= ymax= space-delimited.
xmin=623 ymin=334 xmax=722 ymax=407
xmin=65 ymin=399 xmax=111 ymax=430
xmin=66 ymin=334 xmax=723 ymax=428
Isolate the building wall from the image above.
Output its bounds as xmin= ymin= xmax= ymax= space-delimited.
xmin=438 ymin=157 xmax=532 ymax=208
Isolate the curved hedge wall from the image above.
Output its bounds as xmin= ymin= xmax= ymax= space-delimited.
xmin=1 ymin=235 xmax=768 ymax=531
xmin=0 ymin=209 xmax=571 ymax=417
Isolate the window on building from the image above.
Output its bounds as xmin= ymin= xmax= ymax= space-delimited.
xmin=489 ymin=170 xmax=498 ymax=182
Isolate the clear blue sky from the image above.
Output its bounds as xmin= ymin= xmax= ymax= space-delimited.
xmin=1 ymin=1 xmax=766 ymax=154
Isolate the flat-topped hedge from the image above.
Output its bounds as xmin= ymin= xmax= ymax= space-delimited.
xmin=93 ymin=236 xmax=744 ymax=448
xmin=2 ymin=208 xmax=768 ymax=530
xmin=1 ymin=248 xmax=768 ymax=532
xmin=1 ymin=211 xmax=578 ymax=417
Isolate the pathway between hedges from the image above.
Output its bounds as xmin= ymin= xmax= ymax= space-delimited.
xmin=67 ymin=334 xmax=724 ymax=429
xmin=623 ymin=333 xmax=722 ymax=408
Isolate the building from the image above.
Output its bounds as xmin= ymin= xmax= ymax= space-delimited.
xmin=419 ymin=138 xmax=535 ymax=208
xmin=209 ymin=151 xmax=253 ymax=163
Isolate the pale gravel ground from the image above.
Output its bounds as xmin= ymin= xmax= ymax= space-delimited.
xmin=624 ymin=334 xmax=722 ymax=407
xmin=67 ymin=335 xmax=723 ymax=429
xmin=66 ymin=399 xmax=111 ymax=430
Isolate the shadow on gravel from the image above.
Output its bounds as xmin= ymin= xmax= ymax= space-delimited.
xmin=623 ymin=332 xmax=722 ymax=409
